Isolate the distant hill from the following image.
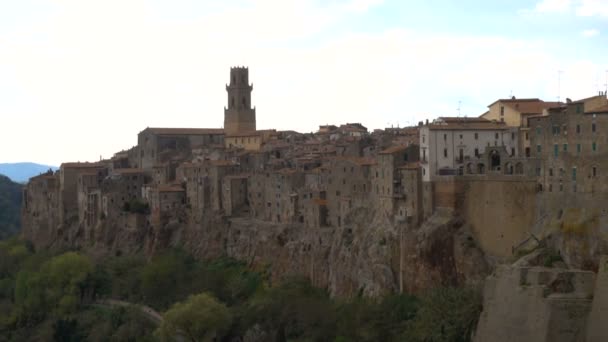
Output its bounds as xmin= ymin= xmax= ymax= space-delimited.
xmin=0 ymin=174 xmax=22 ymax=239
xmin=0 ymin=162 xmax=58 ymax=183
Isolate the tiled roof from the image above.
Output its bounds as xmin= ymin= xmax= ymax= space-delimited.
xmin=380 ymin=145 xmax=409 ymax=154
xmin=61 ymin=162 xmax=106 ymax=169
xmin=586 ymin=104 xmax=608 ymax=114
xmin=158 ymin=185 xmax=185 ymax=192
xmin=144 ymin=127 xmax=224 ymax=135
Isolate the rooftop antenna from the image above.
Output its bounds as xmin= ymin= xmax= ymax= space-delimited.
xmin=457 ymin=100 xmax=461 ymax=117
xmin=605 ymin=69 xmax=608 ymax=95
xmin=557 ymin=70 xmax=564 ymax=102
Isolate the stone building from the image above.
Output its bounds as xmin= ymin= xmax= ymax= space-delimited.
xmin=529 ymin=93 xmax=608 ymax=194
xmin=419 ymin=117 xmax=519 ymax=181
xmin=137 ymin=128 xmax=224 ymax=170
xmin=326 ymin=157 xmax=375 ymax=227
xmin=59 ymin=162 xmax=108 ymax=223
xmin=222 ymin=175 xmax=249 ymax=216
xmin=372 ymin=145 xmax=419 ymax=219
xmin=224 ymin=67 xmax=256 ymax=136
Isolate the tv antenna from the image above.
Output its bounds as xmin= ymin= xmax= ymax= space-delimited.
xmin=457 ymin=100 xmax=461 ymax=117
xmin=557 ymin=70 xmax=564 ymax=102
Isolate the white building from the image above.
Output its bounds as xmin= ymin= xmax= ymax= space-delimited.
xmin=419 ymin=117 xmax=519 ymax=181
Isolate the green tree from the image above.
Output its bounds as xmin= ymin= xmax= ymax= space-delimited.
xmin=156 ymin=292 xmax=232 ymax=342
xmin=405 ymin=287 xmax=482 ymax=342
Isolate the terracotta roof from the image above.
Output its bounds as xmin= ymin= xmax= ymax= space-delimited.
xmin=61 ymin=162 xmax=106 ymax=169
xmin=226 ymin=131 xmax=261 ymax=138
xmin=439 ymin=117 xmax=490 ymax=123
xmin=334 ymin=157 xmax=376 ymax=166
xmin=586 ymin=104 xmax=608 ymax=114
xmin=398 ymin=162 xmax=420 ymax=170
xmin=486 ymin=98 xmax=557 ymax=115
xmin=158 ymin=185 xmax=185 ymax=192
xmin=380 ymin=145 xmax=409 ymax=154
xmin=144 ymin=127 xmax=224 ymax=135
xmin=427 ymin=121 xmax=509 ymax=131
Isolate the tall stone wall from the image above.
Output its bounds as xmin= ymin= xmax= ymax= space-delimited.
xmin=462 ymin=178 xmax=538 ymax=259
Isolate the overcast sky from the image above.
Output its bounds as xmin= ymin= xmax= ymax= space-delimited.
xmin=1 ymin=0 xmax=607 ymax=165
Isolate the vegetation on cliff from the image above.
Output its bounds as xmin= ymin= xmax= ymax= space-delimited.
xmin=0 ymin=174 xmax=22 ymax=239
xmin=0 ymin=239 xmax=482 ymax=342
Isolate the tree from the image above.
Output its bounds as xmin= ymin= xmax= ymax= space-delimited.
xmin=155 ymin=292 xmax=232 ymax=342
xmin=405 ymin=287 xmax=482 ymax=342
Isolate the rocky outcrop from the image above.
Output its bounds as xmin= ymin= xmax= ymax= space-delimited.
xmin=474 ymin=265 xmax=596 ymax=342
xmin=24 ymin=206 xmax=489 ymax=297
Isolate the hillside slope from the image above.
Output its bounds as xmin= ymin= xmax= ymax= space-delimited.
xmin=0 ymin=174 xmax=23 ymax=238
xmin=0 ymin=162 xmax=58 ymax=183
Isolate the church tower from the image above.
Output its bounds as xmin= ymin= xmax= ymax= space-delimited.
xmin=224 ymin=67 xmax=256 ymax=135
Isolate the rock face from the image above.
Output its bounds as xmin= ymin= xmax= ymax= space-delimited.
xmin=474 ymin=265 xmax=596 ymax=342
xmin=24 ymin=206 xmax=489 ymax=297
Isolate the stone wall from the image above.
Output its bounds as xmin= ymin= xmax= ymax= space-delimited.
xmin=474 ymin=266 xmax=594 ymax=342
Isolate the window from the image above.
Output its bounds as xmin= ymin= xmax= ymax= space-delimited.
xmin=536 ymin=127 xmax=541 ymax=135
xmin=459 ymin=134 xmax=463 ymax=139
xmin=572 ymin=167 xmax=577 ymax=181
xmin=592 ymin=123 xmax=596 ymax=133
xmin=549 ymin=184 xmax=553 ymax=192
xmin=495 ymin=133 xmax=499 ymax=139
xmin=577 ymin=144 xmax=581 ymax=154
xmin=422 ymin=150 xmax=426 ymax=161
xmin=525 ymin=132 xmax=529 ymax=140
xmin=593 ymin=142 xmax=597 ymax=152
xmin=511 ymin=132 xmax=515 ymax=140
xmin=500 ymin=106 xmax=505 ymax=116
xmin=511 ymin=148 xmax=515 ymax=156
xmin=549 ymin=168 xmax=553 ymax=177
xmin=444 ymin=134 xmax=447 ymax=141
xmin=577 ymin=104 xmax=582 ymax=114
xmin=563 ymin=144 xmax=568 ymax=152
xmin=563 ymin=125 xmax=567 ymax=135
xmin=559 ymin=168 xmax=564 ymax=177
xmin=474 ymin=133 xmax=478 ymax=140
xmin=559 ymin=183 xmax=563 ymax=192
xmin=554 ymin=144 xmax=558 ymax=157
xmin=537 ymin=145 xmax=542 ymax=153
xmin=444 ymin=148 xmax=448 ymax=158
xmin=459 ymin=149 xmax=464 ymax=162
xmin=536 ymin=167 xmax=541 ymax=176
xmin=576 ymin=125 xmax=581 ymax=134
xmin=474 ymin=148 xmax=479 ymax=157
xmin=593 ymin=166 xmax=597 ymax=177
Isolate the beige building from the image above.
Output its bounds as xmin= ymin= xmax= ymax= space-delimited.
xmin=419 ymin=117 xmax=518 ymax=182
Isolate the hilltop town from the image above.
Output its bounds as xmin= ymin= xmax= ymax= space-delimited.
xmin=20 ymin=67 xmax=608 ymax=341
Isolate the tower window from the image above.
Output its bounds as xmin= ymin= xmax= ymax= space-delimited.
xmin=242 ymin=97 xmax=246 ymax=107
xmin=231 ymin=97 xmax=235 ymax=108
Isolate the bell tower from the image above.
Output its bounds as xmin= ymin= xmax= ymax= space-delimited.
xmin=224 ymin=67 xmax=256 ymax=135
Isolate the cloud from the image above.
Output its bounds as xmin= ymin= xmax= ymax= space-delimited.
xmin=534 ymin=0 xmax=572 ymax=13
xmin=576 ymin=0 xmax=608 ymax=16
xmin=582 ymin=28 xmax=600 ymax=37
xmin=0 ymin=0 xmax=606 ymax=165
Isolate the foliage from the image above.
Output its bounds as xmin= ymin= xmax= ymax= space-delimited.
xmin=0 ymin=245 xmax=484 ymax=341
xmin=123 ymin=199 xmax=150 ymax=214
xmin=0 ymin=174 xmax=22 ymax=239
xmin=156 ymin=292 xmax=232 ymax=342
xmin=405 ymin=286 xmax=482 ymax=342
xmin=245 ymin=277 xmax=336 ymax=341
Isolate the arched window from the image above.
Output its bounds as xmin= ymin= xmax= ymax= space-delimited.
xmin=231 ymin=97 xmax=235 ymax=108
